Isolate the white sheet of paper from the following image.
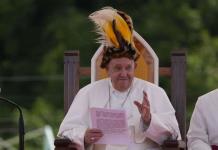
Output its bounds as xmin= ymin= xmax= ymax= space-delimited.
xmin=90 ymin=107 xmax=131 ymax=145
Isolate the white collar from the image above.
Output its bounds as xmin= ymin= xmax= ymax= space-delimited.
xmin=108 ymin=78 xmax=133 ymax=96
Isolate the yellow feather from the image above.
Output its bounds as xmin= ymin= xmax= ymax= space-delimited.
xmin=103 ymin=22 xmax=119 ymax=48
xmin=114 ymin=13 xmax=132 ymax=44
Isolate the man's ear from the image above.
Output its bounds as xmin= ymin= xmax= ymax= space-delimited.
xmin=105 ymin=65 xmax=110 ymax=76
xmin=105 ymin=65 xmax=109 ymax=71
xmin=134 ymin=62 xmax=137 ymax=69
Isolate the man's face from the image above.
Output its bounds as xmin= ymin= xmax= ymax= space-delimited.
xmin=107 ymin=57 xmax=135 ymax=92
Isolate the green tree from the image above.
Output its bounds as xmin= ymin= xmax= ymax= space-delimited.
xmin=1 ymin=1 xmax=218 ymax=145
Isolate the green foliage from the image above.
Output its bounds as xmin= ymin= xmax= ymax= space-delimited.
xmin=187 ymin=30 xmax=218 ymax=105
xmin=24 ymin=97 xmax=64 ymax=132
xmin=0 ymin=0 xmax=218 ymax=147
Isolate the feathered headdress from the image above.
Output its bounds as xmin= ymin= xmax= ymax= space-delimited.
xmin=89 ymin=7 xmax=139 ymax=68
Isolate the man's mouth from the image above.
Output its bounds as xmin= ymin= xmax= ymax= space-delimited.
xmin=118 ymin=78 xmax=128 ymax=80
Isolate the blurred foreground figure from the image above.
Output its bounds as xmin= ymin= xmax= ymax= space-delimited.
xmin=187 ymin=89 xmax=218 ymax=150
xmin=58 ymin=7 xmax=181 ymax=150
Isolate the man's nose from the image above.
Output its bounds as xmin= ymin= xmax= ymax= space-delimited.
xmin=120 ymin=69 xmax=128 ymax=76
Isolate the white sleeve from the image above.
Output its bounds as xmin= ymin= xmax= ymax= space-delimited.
xmin=57 ymin=86 xmax=91 ymax=150
xmin=144 ymin=112 xmax=179 ymax=145
xmin=135 ymin=88 xmax=181 ymax=145
xmin=187 ymin=99 xmax=211 ymax=150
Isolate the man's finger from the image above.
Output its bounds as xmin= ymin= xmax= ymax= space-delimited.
xmin=143 ymin=91 xmax=150 ymax=107
xmin=134 ymin=101 xmax=142 ymax=113
xmin=89 ymin=128 xmax=102 ymax=133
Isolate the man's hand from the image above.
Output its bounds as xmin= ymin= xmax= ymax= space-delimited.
xmin=84 ymin=128 xmax=103 ymax=146
xmin=134 ymin=91 xmax=151 ymax=125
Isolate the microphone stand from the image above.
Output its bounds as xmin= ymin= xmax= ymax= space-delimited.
xmin=0 ymin=96 xmax=25 ymax=150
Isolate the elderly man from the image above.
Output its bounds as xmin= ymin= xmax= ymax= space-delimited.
xmin=58 ymin=7 xmax=181 ymax=150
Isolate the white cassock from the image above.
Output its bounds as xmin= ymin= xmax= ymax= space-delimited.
xmin=58 ymin=77 xmax=181 ymax=150
xmin=187 ymin=89 xmax=218 ymax=150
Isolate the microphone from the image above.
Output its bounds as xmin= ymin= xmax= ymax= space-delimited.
xmin=0 ymin=96 xmax=25 ymax=150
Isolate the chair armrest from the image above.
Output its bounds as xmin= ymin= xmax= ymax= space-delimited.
xmin=161 ymin=140 xmax=186 ymax=150
xmin=54 ymin=138 xmax=186 ymax=150
xmin=54 ymin=137 xmax=78 ymax=150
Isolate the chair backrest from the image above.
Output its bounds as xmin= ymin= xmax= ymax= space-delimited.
xmin=91 ymin=31 xmax=159 ymax=84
